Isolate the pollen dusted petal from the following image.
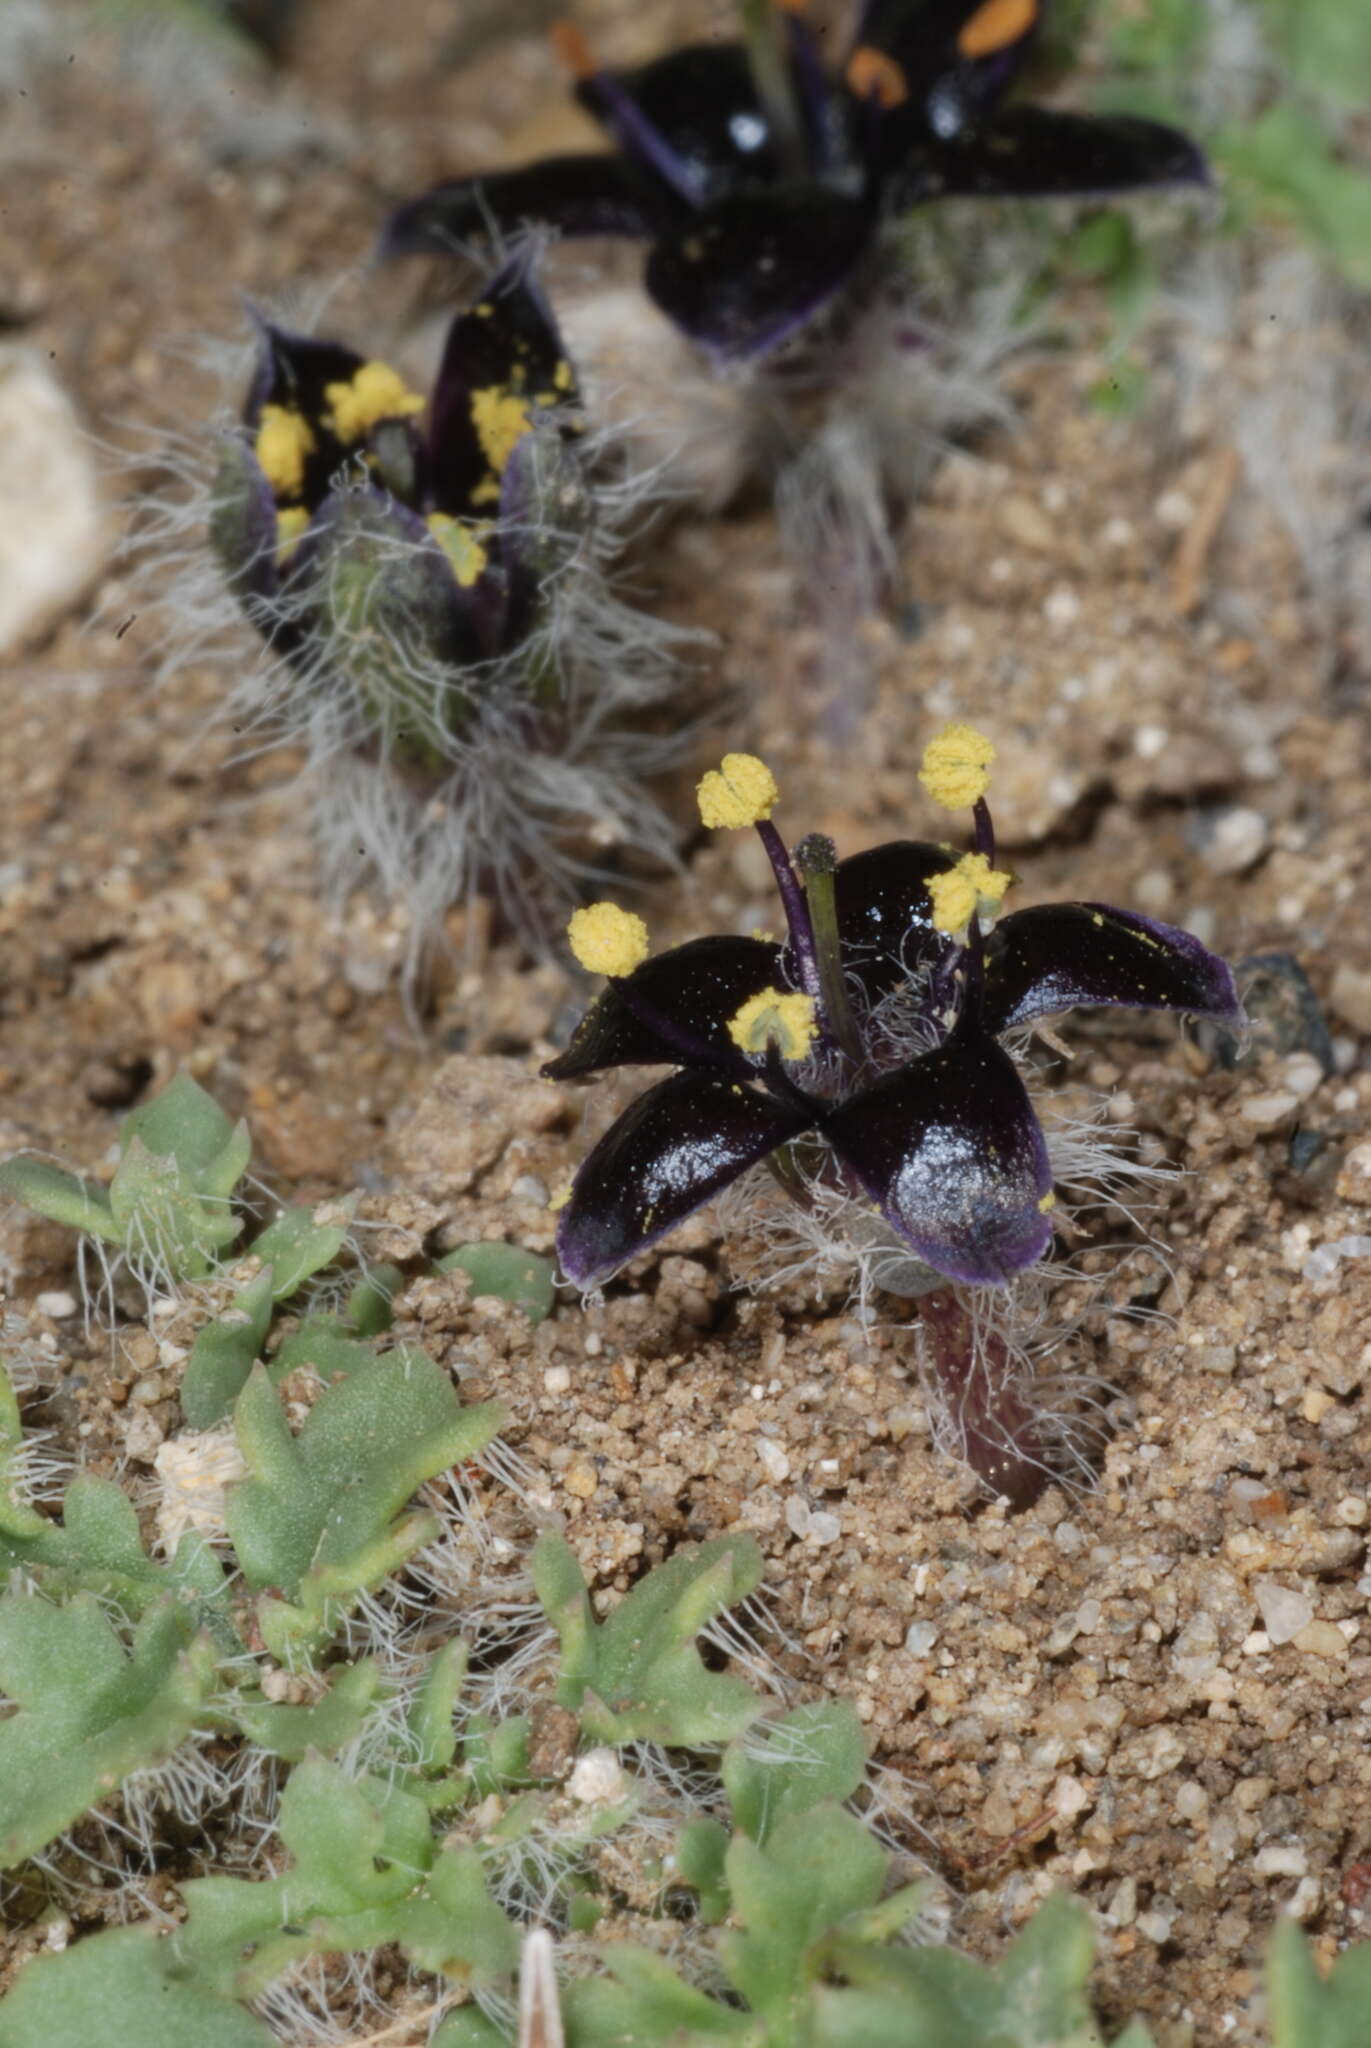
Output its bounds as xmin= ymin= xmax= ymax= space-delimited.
xmin=426 ymin=265 xmax=578 ymax=519
xmin=983 ymin=903 xmax=1245 ymax=1035
xmin=556 ymin=1071 xmax=809 ymax=1288
xmin=825 ymin=839 xmax=955 ymax=1003
xmin=822 ymin=1024 xmax=1054 ymax=1285
xmin=894 ymin=105 xmax=1208 ymax=205
xmin=543 ymin=935 xmax=785 ymax=1079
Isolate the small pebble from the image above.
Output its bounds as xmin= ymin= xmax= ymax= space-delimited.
xmin=1292 ymin=1620 xmax=1347 ymax=1659
xmin=543 ymin=1365 xmax=571 ymax=1396
xmin=1253 ymin=1579 xmax=1313 ymax=1645
xmin=563 ymin=1456 xmax=598 ymax=1500
xmin=569 ymin=1749 xmax=624 ymax=1805
xmin=1240 ymin=1091 xmax=1299 ymax=1129
xmin=1200 ymin=807 xmax=1269 ymax=876
xmin=904 ymin=1621 xmax=939 ymax=1656
xmin=755 ymin=1437 xmax=790 ymax=1484
xmin=35 ymin=1291 xmax=77 ymax=1320
xmin=806 ymin=1510 xmax=842 ymax=1547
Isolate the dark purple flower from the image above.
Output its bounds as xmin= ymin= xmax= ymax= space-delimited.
xmin=547 ymin=730 xmax=1243 ymax=1295
xmin=209 ymin=257 xmax=585 ymax=670
xmin=381 ymin=1 xmax=1206 ymax=361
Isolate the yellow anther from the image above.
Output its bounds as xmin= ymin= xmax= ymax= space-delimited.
xmin=471 ymin=386 xmax=534 ymax=478
xmin=958 ymin=0 xmax=1037 ymax=61
xmin=928 ymin=851 xmax=1012 ymax=934
xmin=426 ymin=513 xmax=489 ymax=589
xmin=1037 ymin=1190 xmax=1056 ymax=1213
xmin=845 ymin=44 xmax=908 ymax=109
xmin=254 ymin=404 xmax=315 ymax=500
xmin=324 ymin=362 xmax=425 ymax=444
xmin=697 ymin=753 xmax=779 ymax=831
xmin=549 ymin=1181 xmax=573 ymax=1212
xmin=567 ymin=901 xmax=650 ymax=978
xmin=918 ymin=722 xmax=996 ymax=811
xmin=728 ymin=988 xmax=818 ymax=1062
xmin=274 ymin=504 xmax=311 ymax=564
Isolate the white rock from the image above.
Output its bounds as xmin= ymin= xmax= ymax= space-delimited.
xmin=785 ymin=1496 xmax=812 ymax=1540
xmin=1240 ymin=1091 xmax=1299 ymax=1129
xmin=35 ymin=1291 xmax=77 ymax=1320
xmin=1201 ymin=807 xmax=1269 ymax=875
xmin=1255 ymin=1843 xmax=1308 ymax=1879
xmin=0 ymin=346 xmax=106 ymax=655
xmin=1253 ymin=1577 xmax=1314 ymax=1646
xmin=806 ymin=1510 xmax=842 ymax=1547
xmin=568 ymin=1748 xmax=625 ymax=1805
xmin=756 ymin=1436 xmax=790 ymax=1484
xmin=542 ymin=1365 xmax=571 ymax=1396
xmin=904 ymin=1620 xmax=940 ymax=1657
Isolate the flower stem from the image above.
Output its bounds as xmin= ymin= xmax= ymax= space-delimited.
xmin=973 ymin=797 xmax=996 ymax=865
xmin=916 ymin=1289 xmax=1050 ymax=1511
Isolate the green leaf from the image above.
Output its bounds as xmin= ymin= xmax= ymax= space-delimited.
xmin=0 ymin=1157 xmax=120 ymax=1242
xmin=408 ymin=1637 xmax=468 ymax=1772
xmin=675 ymin=1815 xmax=731 ymax=1923
xmin=250 ymin=1196 xmax=356 ymax=1302
xmin=1267 ymin=1916 xmax=1371 ymax=2048
xmin=0 ymin=1365 xmax=46 ymax=1542
xmin=437 ymin=1242 xmax=556 ymax=1323
xmin=432 ymin=2013 xmax=510 ymax=2048
xmin=1255 ymin=0 xmax=1371 ymax=109
xmin=120 ymin=1072 xmax=249 ymax=1198
xmin=533 ymin=1530 xmax=765 ymax=1748
xmin=720 ymin=1804 xmax=888 ymax=2022
xmin=723 ymin=1701 xmax=867 ymax=1846
xmin=1215 ymin=106 xmax=1371 ymax=287
xmin=174 ymin=1757 xmax=517 ymax=2000
xmin=0 ymin=1924 xmax=274 ymax=2048
xmin=0 ymin=1469 xmax=234 ymax=1644
xmin=226 ymin=1354 xmax=503 ymax=1658
xmin=0 ymin=1594 xmax=216 ymax=1868
xmin=268 ymin=1313 xmax=380 ymax=1384
xmin=345 ymin=1263 xmax=404 ymax=1335
xmin=108 ymin=1137 xmax=242 ymax=1282
xmin=565 ymin=1946 xmax=752 ymax=2044
xmin=181 ymin=1266 xmax=276 ymax=1428
xmin=229 ymin=1658 xmax=381 ymax=1760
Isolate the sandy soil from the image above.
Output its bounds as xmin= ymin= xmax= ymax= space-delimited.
xmin=2 ymin=3 xmax=1370 ymax=2041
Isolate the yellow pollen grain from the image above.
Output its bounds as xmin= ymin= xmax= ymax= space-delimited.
xmin=274 ymin=504 xmax=310 ymax=564
xmin=325 ymin=362 xmax=425 ymax=444
xmin=1038 ymin=1190 xmax=1056 ymax=1213
xmin=918 ymin=722 xmax=996 ymax=810
xmin=958 ymin=0 xmax=1037 ymax=61
xmin=728 ymin=988 xmax=818 ymax=1062
xmin=567 ymin=901 xmax=650 ymax=978
xmin=254 ymin=404 xmax=315 ymax=499
xmin=697 ymin=753 xmax=779 ymax=830
xmin=928 ymin=852 xmax=1012 ymax=934
xmin=471 ymin=385 xmax=534 ymax=478
xmin=426 ymin=513 xmax=489 ymax=589
xmin=549 ymin=1181 xmax=573 ymax=1212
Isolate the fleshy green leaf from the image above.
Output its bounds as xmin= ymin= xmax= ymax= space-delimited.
xmin=533 ymin=1529 xmax=764 ymax=1747
xmin=0 ymin=1924 xmax=274 ymax=2048
xmin=174 ymin=1757 xmax=517 ymax=2000
xmin=119 ymin=1072 xmax=249 ymax=1199
xmin=226 ymin=1353 xmax=503 ymax=1659
xmin=438 ymin=1241 xmax=557 ymax=1323
xmin=181 ymin=1266 xmax=276 ymax=1428
xmin=723 ymin=1701 xmax=868 ymax=1847
xmin=229 ymin=1658 xmax=381 ymax=1761
xmin=0 ymin=1158 xmax=120 ymax=1241
xmin=1267 ymin=1915 xmax=1371 ymax=2048
xmin=0 ymin=1594 xmax=217 ymax=1868
xmin=250 ymin=1196 xmax=357 ymax=1301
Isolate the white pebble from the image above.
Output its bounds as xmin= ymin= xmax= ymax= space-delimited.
xmin=807 ymin=1511 xmax=842 ymax=1547
xmin=543 ymin=1365 xmax=571 ymax=1396
xmin=569 ymin=1748 xmax=624 ymax=1805
xmin=904 ymin=1620 xmax=939 ymax=1656
xmin=755 ymin=1437 xmax=790 ymax=1484
xmin=1240 ymin=1092 xmax=1299 ymax=1129
xmin=1255 ymin=1844 xmax=1308 ymax=1879
xmin=35 ymin=1291 xmax=77 ymax=1320
xmin=1253 ymin=1577 xmax=1314 ymax=1646
xmin=1201 ymin=807 xmax=1269 ymax=876
xmin=785 ymin=1497 xmax=812 ymax=1540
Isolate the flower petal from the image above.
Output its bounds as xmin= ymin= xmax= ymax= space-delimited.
xmin=427 ymin=264 xmax=578 ymax=519
xmin=380 ymin=156 xmax=678 ymax=261
xmin=822 ymin=1025 xmax=1053 ymax=1284
xmin=646 ymin=187 xmax=873 ymax=358
xmin=983 ymin=903 xmax=1244 ymax=1034
xmin=895 ymin=106 xmax=1207 ymax=205
xmin=855 ymin=0 xmax=1040 ymax=146
xmin=208 ymin=433 xmax=282 ymax=610
xmin=544 ymin=936 xmax=785 ymax=1080
xmin=579 ymin=43 xmax=781 ymax=205
xmin=557 ymin=1072 xmax=809 ymax=1288
xmin=830 ymin=839 xmax=958 ymax=1003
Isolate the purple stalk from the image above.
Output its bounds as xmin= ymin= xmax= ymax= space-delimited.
xmin=756 ymin=819 xmax=823 ymax=1004
xmin=917 ymin=1289 xmax=1050 ymax=1510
